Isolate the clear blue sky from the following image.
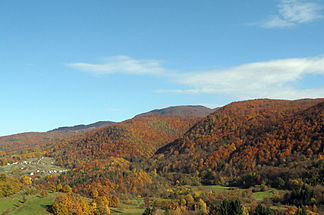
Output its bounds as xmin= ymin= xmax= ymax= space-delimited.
xmin=1 ymin=0 xmax=324 ymax=136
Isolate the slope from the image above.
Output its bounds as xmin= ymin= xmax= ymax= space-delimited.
xmin=49 ymin=121 xmax=115 ymax=132
xmin=135 ymin=105 xmax=214 ymax=118
xmin=45 ymin=106 xmax=213 ymax=197
xmin=0 ymin=121 xmax=115 ymax=165
xmin=153 ymin=99 xmax=324 ymax=186
xmin=51 ymin=105 xmax=213 ymax=168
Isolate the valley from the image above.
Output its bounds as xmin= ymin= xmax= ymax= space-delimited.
xmin=0 ymin=185 xmax=286 ymax=215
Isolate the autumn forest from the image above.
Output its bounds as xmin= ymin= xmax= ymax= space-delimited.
xmin=0 ymin=99 xmax=323 ymax=215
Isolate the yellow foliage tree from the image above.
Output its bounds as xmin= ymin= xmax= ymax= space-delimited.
xmin=109 ymin=195 xmax=120 ymax=208
xmin=52 ymin=194 xmax=72 ymax=215
xmin=52 ymin=193 xmax=92 ymax=215
xmin=91 ymin=188 xmax=99 ymax=199
xmin=197 ymin=199 xmax=207 ymax=214
xmin=62 ymin=184 xmax=72 ymax=193
xmin=49 ymin=184 xmax=56 ymax=192
xmin=57 ymin=183 xmax=63 ymax=192
xmin=95 ymin=196 xmax=110 ymax=215
xmin=20 ymin=175 xmax=32 ymax=185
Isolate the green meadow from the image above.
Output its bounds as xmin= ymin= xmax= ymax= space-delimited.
xmin=0 ymin=192 xmax=56 ymax=215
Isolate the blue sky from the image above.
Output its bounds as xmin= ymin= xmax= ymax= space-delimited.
xmin=1 ymin=0 xmax=324 ymax=136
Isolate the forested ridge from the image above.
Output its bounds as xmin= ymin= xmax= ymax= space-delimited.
xmin=50 ymin=115 xmax=206 ymax=168
xmin=44 ymin=114 xmax=205 ymax=198
xmin=153 ymin=99 xmax=324 ymax=179
xmin=0 ymin=121 xmax=115 ymax=164
xmin=1 ymin=100 xmax=324 ymax=214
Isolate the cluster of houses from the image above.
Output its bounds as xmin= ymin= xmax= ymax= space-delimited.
xmin=7 ymin=161 xmax=18 ymax=165
xmin=5 ymin=157 xmax=68 ymax=176
xmin=28 ymin=169 xmax=68 ymax=176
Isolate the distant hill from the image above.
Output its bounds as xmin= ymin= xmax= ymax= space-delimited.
xmin=48 ymin=105 xmax=213 ymax=196
xmin=0 ymin=121 xmax=115 ymax=157
xmin=51 ymin=105 xmax=213 ymax=168
xmin=0 ymin=132 xmax=60 ymax=154
xmin=0 ymin=106 xmax=213 ymax=161
xmin=135 ymin=105 xmax=214 ymax=118
xmin=49 ymin=121 xmax=115 ymax=132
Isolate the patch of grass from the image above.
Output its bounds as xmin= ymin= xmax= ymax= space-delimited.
xmin=0 ymin=192 xmax=23 ymax=214
xmin=252 ymin=190 xmax=275 ymax=201
xmin=191 ymin=185 xmax=283 ymax=203
xmin=189 ymin=185 xmax=230 ymax=194
xmin=0 ymin=191 xmax=57 ymax=215
xmin=10 ymin=194 xmax=56 ymax=215
xmin=110 ymin=198 xmax=165 ymax=215
xmin=110 ymin=202 xmax=145 ymax=215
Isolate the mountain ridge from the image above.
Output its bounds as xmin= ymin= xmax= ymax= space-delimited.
xmin=152 ymin=98 xmax=324 ymax=186
xmin=48 ymin=121 xmax=115 ymax=132
xmin=134 ymin=105 xmax=215 ymax=118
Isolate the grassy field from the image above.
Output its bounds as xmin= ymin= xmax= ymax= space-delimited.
xmin=0 ymin=185 xmax=284 ymax=214
xmin=109 ymin=186 xmax=279 ymax=214
xmin=110 ymin=202 xmax=145 ymax=215
xmin=252 ymin=190 xmax=275 ymax=201
xmin=189 ymin=185 xmax=230 ymax=194
xmin=0 ymin=192 xmax=56 ymax=215
xmin=0 ymin=193 xmax=20 ymax=214
xmin=0 ymin=193 xmax=156 ymax=215
xmin=111 ymin=199 xmax=144 ymax=215
xmin=189 ymin=185 xmax=281 ymax=202
xmin=11 ymin=194 xmax=55 ymax=215
xmin=110 ymin=198 xmax=166 ymax=215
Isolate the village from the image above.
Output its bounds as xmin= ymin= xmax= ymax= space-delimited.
xmin=0 ymin=156 xmax=68 ymax=178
